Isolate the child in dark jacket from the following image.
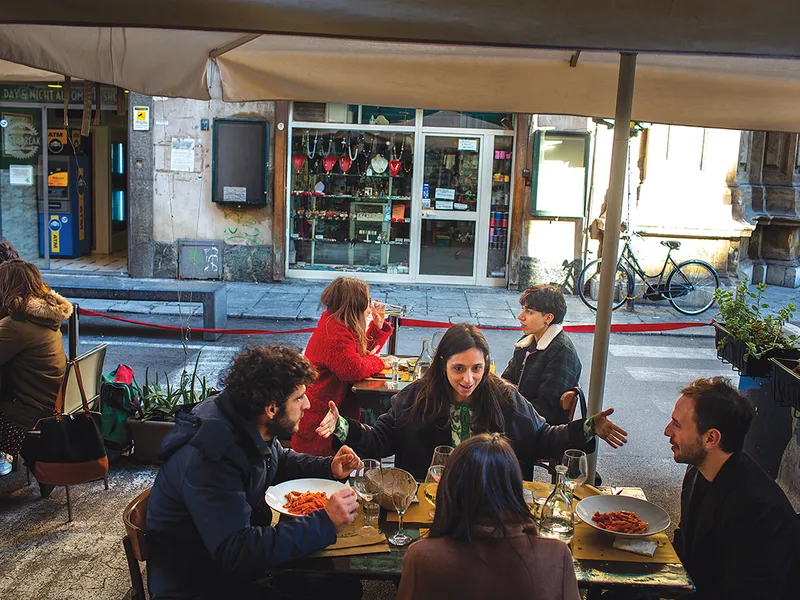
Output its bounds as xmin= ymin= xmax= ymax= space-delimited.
xmin=502 ymin=285 xmax=581 ymax=425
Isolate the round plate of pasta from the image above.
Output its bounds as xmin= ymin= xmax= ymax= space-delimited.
xmin=575 ymin=495 xmax=670 ymax=538
xmin=265 ymin=479 xmax=348 ymax=517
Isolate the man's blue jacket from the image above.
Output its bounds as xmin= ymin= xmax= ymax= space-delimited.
xmin=146 ymin=391 xmax=337 ymax=599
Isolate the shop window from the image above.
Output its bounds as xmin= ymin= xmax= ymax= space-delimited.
xmin=212 ymin=119 xmax=269 ymax=204
xmin=531 ymin=132 xmax=589 ymax=218
xmin=422 ymin=110 xmax=513 ymax=130
xmin=288 ymin=129 xmax=414 ymax=274
xmin=292 ymin=103 xmax=415 ymax=126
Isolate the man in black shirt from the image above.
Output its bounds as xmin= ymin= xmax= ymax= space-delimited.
xmin=664 ymin=377 xmax=800 ymax=600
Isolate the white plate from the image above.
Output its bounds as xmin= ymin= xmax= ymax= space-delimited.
xmin=265 ymin=478 xmax=347 ymax=518
xmin=575 ymin=495 xmax=671 ymax=538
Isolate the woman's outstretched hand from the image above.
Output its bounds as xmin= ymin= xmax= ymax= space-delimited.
xmin=592 ymin=408 xmax=628 ymax=449
xmin=316 ymin=401 xmax=341 ymax=439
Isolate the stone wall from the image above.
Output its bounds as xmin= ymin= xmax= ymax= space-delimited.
xmin=143 ymin=97 xmax=276 ymax=282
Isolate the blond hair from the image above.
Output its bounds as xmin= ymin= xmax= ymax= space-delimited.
xmin=320 ymin=277 xmax=370 ymax=354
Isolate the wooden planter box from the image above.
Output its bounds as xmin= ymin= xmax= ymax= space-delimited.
xmin=126 ymin=419 xmax=175 ymax=464
xmin=713 ymin=322 xmax=800 ymax=379
xmin=771 ymin=357 xmax=800 ymax=411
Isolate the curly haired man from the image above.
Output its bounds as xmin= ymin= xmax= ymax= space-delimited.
xmin=146 ymin=345 xmax=364 ymax=600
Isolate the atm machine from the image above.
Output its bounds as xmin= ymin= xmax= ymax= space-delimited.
xmin=38 ymin=152 xmax=92 ymax=258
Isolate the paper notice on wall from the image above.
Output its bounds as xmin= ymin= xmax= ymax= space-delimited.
xmin=434 ymin=187 xmax=455 ymax=200
xmin=170 ymin=138 xmax=195 ymax=172
xmin=435 ymin=200 xmax=454 ymax=210
xmin=458 ymin=139 xmax=478 ymax=151
xmin=454 ymin=202 xmax=468 ymax=210
xmin=9 ymin=164 xmax=33 ymax=186
xmin=223 ymin=186 xmax=247 ymax=203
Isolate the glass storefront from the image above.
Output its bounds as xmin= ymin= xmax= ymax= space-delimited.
xmin=288 ymin=105 xmax=514 ymax=285
xmin=289 ymin=128 xmax=414 ymax=274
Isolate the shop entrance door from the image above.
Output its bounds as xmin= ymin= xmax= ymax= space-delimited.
xmin=413 ymin=132 xmax=512 ymax=285
xmin=415 ymin=134 xmax=482 ymax=283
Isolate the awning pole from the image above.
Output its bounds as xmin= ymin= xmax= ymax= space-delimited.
xmin=586 ymin=52 xmax=637 ymax=483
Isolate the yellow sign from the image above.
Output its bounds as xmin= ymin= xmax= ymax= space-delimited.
xmin=78 ymin=167 xmax=85 ymax=241
xmin=48 ymin=171 xmax=68 ymax=187
xmin=133 ymin=105 xmax=150 ymax=131
xmin=50 ymin=223 xmax=60 ymax=253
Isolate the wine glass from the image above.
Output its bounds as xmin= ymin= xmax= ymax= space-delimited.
xmin=430 ymin=445 xmax=453 ymax=469
xmin=386 ymin=469 xmax=417 ymax=546
xmin=562 ymin=449 xmax=588 ymax=499
xmin=351 ymin=459 xmax=382 ymax=530
xmin=423 ymin=464 xmax=444 ymax=518
xmin=431 ymin=330 xmax=445 ymax=353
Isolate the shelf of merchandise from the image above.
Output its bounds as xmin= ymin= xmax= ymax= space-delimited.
xmin=290 ymin=171 xmax=412 ymax=269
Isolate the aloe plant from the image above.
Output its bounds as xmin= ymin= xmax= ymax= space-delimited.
xmin=139 ymin=352 xmax=219 ymax=421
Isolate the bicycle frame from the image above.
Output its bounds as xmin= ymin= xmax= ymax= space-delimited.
xmin=616 ymin=238 xmax=682 ymax=300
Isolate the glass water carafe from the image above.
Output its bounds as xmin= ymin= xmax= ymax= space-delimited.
xmin=538 ymin=465 xmax=575 ymax=544
xmin=414 ymin=338 xmax=433 ymax=380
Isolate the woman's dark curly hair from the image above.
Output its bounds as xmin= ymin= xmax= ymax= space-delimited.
xmin=222 ymin=345 xmax=317 ymax=419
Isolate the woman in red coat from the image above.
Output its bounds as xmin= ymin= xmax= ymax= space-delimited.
xmin=292 ymin=277 xmax=392 ymax=456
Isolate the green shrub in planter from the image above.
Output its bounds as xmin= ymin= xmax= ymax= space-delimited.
xmin=129 ymin=353 xmax=219 ymax=462
xmin=712 ymin=278 xmax=800 ymax=378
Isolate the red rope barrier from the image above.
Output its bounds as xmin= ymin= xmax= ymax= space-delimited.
xmin=397 ymin=317 xmax=712 ymax=334
xmin=78 ymin=307 xmax=711 ymax=336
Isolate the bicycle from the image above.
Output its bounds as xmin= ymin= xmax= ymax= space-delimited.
xmin=576 ymin=232 xmax=720 ymax=315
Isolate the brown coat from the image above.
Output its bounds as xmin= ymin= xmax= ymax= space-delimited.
xmin=397 ymin=525 xmax=581 ymax=600
xmin=0 ymin=292 xmax=72 ymax=429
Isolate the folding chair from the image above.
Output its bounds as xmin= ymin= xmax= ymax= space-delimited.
xmin=122 ymin=488 xmax=151 ymax=600
xmin=535 ymin=385 xmax=587 ymax=484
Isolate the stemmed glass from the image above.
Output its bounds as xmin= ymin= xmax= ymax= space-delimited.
xmin=430 ymin=445 xmax=453 ymax=469
xmin=386 ymin=469 xmax=417 ymax=546
xmin=431 ymin=330 xmax=445 ymax=353
xmin=423 ymin=465 xmax=444 ymax=518
xmin=350 ymin=459 xmax=383 ymax=531
xmin=562 ymin=449 xmax=588 ymax=499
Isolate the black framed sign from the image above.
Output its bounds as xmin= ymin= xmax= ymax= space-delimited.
xmin=212 ymin=118 xmax=269 ymax=204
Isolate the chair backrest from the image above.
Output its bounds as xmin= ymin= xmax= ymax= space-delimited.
xmin=123 ymin=488 xmax=151 ymax=562
xmin=64 ymin=344 xmax=108 ymax=414
xmin=559 ymin=385 xmax=587 ymax=421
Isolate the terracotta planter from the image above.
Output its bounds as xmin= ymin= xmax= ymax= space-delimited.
xmin=126 ymin=419 xmax=175 ymax=464
xmin=713 ymin=322 xmax=800 ymax=378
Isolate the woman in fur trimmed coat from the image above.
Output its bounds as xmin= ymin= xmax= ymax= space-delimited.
xmin=292 ymin=277 xmax=392 ymax=456
xmin=0 ymin=260 xmax=72 ymax=463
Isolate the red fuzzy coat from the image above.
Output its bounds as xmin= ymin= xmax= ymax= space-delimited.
xmin=292 ymin=310 xmax=392 ymax=456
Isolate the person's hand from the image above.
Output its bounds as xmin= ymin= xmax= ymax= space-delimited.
xmin=315 ymin=401 xmax=340 ymax=439
xmin=592 ymin=408 xmax=628 ymax=448
xmin=370 ymin=300 xmax=386 ymax=329
xmin=324 ymin=488 xmax=360 ymax=532
xmin=331 ymin=445 xmax=363 ymax=479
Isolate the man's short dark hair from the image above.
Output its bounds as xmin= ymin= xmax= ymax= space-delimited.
xmin=222 ymin=345 xmax=317 ymax=420
xmin=519 ymin=285 xmax=567 ymax=324
xmin=680 ymin=376 xmax=754 ymax=453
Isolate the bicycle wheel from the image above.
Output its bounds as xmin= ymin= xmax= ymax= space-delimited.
xmin=577 ymin=259 xmax=633 ymax=311
xmin=667 ymin=260 xmax=719 ymax=315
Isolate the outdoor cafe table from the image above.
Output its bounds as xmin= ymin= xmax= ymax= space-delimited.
xmin=276 ymin=486 xmax=694 ymax=597
xmin=351 ymin=360 xmax=412 ymax=426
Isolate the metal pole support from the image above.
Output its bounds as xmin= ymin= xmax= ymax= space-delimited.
xmin=388 ymin=316 xmax=399 ymax=355
xmin=586 ymin=52 xmax=638 ymax=484
xmin=69 ymin=303 xmax=80 ymax=360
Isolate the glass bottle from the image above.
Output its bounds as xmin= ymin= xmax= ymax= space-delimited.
xmin=414 ymin=338 xmax=433 ymax=380
xmin=538 ymin=465 xmax=574 ymax=545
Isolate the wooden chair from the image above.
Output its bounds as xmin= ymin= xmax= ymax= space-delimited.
xmin=535 ymin=385 xmax=587 ymax=484
xmin=122 ymin=488 xmax=151 ymax=600
xmin=24 ymin=343 xmax=109 ymax=521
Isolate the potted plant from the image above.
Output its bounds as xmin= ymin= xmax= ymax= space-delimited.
xmin=712 ymin=278 xmax=800 ymax=378
xmin=127 ymin=353 xmax=218 ymax=463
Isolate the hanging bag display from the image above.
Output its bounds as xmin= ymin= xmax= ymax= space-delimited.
xmin=22 ymin=360 xmax=109 ymax=485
